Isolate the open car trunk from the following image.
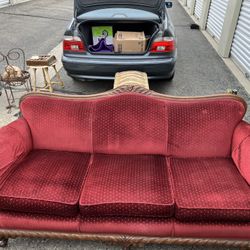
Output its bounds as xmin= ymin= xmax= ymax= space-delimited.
xmin=78 ymin=20 xmax=159 ymax=55
xmin=75 ymin=0 xmax=165 ymax=17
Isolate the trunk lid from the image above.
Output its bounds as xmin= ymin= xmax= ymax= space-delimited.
xmin=74 ymin=0 xmax=165 ymax=17
xmin=76 ymin=8 xmax=161 ymax=22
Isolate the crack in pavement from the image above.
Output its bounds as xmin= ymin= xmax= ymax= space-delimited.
xmin=0 ymin=11 xmax=70 ymax=21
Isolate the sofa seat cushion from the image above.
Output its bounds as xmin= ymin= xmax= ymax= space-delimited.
xmin=171 ymin=158 xmax=250 ymax=222
xmin=80 ymin=154 xmax=174 ymax=217
xmin=0 ymin=150 xmax=90 ymax=217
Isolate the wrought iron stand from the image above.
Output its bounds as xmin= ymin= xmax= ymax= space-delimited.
xmin=0 ymin=48 xmax=32 ymax=113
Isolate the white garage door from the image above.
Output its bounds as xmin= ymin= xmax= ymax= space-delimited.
xmin=206 ymin=0 xmax=229 ymax=42
xmin=0 ymin=0 xmax=9 ymax=6
xmin=187 ymin=0 xmax=192 ymax=9
xmin=194 ymin=0 xmax=204 ymax=19
xmin=231 ymin=0 xmax=250 ymax=78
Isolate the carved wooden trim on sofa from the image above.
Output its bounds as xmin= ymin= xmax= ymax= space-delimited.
xmin=20 ymin=84 xmax=247 ymax=111
xmin=0 ymin=230 xmax=250 ymax=249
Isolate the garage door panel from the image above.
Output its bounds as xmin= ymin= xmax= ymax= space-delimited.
xmin=194 ymin=0 xmax=204 ymax=19
xmin=231 ymin=0 xmax=250 ymax=78
xmin=233 ymin=32 xmax=250 ymax=48
xmin=0 ymin=0 xmax=9 ymax=6
xmin=206 ymin=0 xmax=229 ymax=42
xmin=231 ymin=54 xmax=250 ymax=77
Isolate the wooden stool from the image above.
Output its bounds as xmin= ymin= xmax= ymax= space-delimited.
xmin=114 ymin=71 xmax=149 ymax=89
xmin=27 ymin=55 xmax=64 ymax=92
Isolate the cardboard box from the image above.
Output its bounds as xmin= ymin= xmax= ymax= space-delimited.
xmin=114 ymin=31 xmax=146 ymax=53
xmin=92 ymin=26 xmax=113 ymax=46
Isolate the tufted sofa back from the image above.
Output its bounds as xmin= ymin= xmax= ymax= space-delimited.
xmin=20 ymin=88 xmax=246 ymax=157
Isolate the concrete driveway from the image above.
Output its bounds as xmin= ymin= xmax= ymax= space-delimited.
xmin=0 ymin=0 xmax=249 ymax=249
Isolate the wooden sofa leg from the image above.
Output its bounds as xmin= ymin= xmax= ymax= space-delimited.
xmin=0 ymin=238 xmax=8 ymax=248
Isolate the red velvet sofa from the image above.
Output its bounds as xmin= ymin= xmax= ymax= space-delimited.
xmin=0 ymin=85 xmax=250 ymax=248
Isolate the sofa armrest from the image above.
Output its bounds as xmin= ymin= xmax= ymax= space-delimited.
xmin=232 ymin=121 xmax=250 ymax=184
xmin=0 ymin=118 xmax=32 ymax=179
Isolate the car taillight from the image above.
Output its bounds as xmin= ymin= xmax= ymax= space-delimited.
xmin=63 ymin=36 xmax=85 ymax=52
xmin=150 ymin=37 xmax=175 ymax=53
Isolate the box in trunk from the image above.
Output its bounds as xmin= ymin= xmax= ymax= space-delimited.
xmin=114 ymin=31 xmax=146 ymax=53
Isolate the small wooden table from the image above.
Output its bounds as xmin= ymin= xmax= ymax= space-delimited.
xmin=114 ymin=71 xmax=149 ymax=89
xmin=27 ymin=55 xmax=64 ymax=92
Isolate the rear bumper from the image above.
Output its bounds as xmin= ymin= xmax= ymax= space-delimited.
xmin=62 ymin=54 xmax=176 ymax=80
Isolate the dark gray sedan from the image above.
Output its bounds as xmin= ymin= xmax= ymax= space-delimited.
xmin=62 ymin=0 xmax=177 ymax=80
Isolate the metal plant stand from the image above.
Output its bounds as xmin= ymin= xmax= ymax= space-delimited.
xmin=0 ymin=48 xmax=32 ymax=113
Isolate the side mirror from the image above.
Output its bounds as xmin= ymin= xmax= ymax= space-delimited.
xmin=165 ymin=1 xmax=173 ymax=8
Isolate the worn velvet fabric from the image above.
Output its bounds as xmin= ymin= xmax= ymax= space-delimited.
xmin=81 ymin=217 xmax=250 ymax=240
xmin=93 ymin=94 xmax=168 ymax=155
xmin=20 ymin=96 xmax=93 ymax=153
xmin=0 ymin=118 xmax=32 ymax=184
xmin=171 ymin=158 xmax=250 ymax=222
xmin=20 ymin=94 xmax=246 ymax=157
xmin=0 ymin=92 xmax=248 ymax=239
xmin=166 ymin=98 xmax=245 ymax=158
xmin=0 ymin=211 xmax=79 ymax=233
xmin=80 ymin=216 xmax=174 ymax=237
xmin=21 ymin=94 xmax=168 ymax=155
xmin=0 ymin=150 xmax=90 ymax=217
xmin=174 ymin=220 xmax=250 ymax=240
xmin=232 ymin=121 xmax=250 ymax=185
xmin=80 ymin=154 xmax=174 ymax=217
xmin=0 ymin=211 xmax=249 ymax=240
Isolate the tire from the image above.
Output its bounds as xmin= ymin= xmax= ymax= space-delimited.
xmin=69 ymin=75 xmax=94 ymax=82
xmin=69 ymin=76 xmax=78 ymax=81
xmin=166 ymin=71 xmax=175 ymax=81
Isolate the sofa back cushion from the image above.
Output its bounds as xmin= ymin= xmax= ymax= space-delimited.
xmin=93 ymin=94 xmax=168 ymax=155
xmin=20 ymin=96 xmax=93 ymax=153
xmin=20 ymin=91 xmax=246 ymax=157
xmin=167 ymin=98 xmax=246 ymax=158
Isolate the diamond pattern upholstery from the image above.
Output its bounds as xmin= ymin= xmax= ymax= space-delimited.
xmin=171 ymin=158 xmax=250 ymax=222
xmin=93 ymin=94 xmax=168 ymax=155
xmin=20 ymin=96 xmax=93 ymax=153
xmin=167 ymin=98 xmax=245 ymax=158
xmin=0 ymin=91 xmax=248 ymax=237
xmin=232 ymin=121 xmax=250 ymax=185
xmin=80 ymin=154 xmax=174 ymax=217
xmin=0 ymin=150 xmax=90 ymax=217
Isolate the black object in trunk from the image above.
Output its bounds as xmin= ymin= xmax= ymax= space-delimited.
xmin=78 ymin=20 xmax=159 ymax=54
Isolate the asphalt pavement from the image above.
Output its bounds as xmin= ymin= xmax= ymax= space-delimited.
xmin=0 ymin=0 xmax=72 ymax=57
xmin=0 ymin=0 xmax=249 ymax=249
xmin=52 ymin=0 xmax=250 ymax=121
